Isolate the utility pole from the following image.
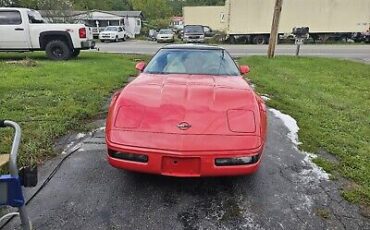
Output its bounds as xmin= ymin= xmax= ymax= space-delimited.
xmin=267 ymin=0 xmax=283 ymax=58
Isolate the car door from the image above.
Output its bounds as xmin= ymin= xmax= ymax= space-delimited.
xmin=0 ymin=10 xmax=29 ymax=49
xmin=118 ymin=27 xmax=124 ymax=39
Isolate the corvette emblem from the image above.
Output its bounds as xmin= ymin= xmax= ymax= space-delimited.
xmin=177 ymin=122 xmax=191 ymax=130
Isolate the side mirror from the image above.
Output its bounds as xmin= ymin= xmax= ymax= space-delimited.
xmin=239 ymin=65 xmax=250 ymax=75
xmin=135 ymin=61 xmax=146 ymax=72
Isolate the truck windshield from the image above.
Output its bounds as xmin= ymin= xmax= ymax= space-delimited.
xmin=28 ymin=10 xmax=46 ymax=23
xmin=184 ymin=26 xmax=203 ymax=34
xmin=104 ymin=27 xmax=118 ymax=31
xmin=144 ymin=48 xmax=240 ymax=76
xmin=159 ymin=29 xmax=172 ymax=34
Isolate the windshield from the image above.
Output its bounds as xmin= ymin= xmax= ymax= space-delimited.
xmin=159 ymin=29 xmax=172 ymax=34
xmin=184 ymin=26 xmax=203 ymax=34
xmin=104 ymin=27 xmax=118 ymax=31
xmin=144 ymin=49 xmax=240 ymax=76
xmin=28 ymin=10 xmax=46 ymax=23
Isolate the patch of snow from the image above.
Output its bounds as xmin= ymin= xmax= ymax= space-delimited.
xmin=261 ymin=95 xmax=271 ymax=101
xmin=76 ymin=133 xmax=86 ymax=139
xmin=61 ymin=142 xmax=74 ymax=155
xmin=60 ymin=126 xmax=105 ymax=155
xmin=301 ymin=153 xmax=330 ymax=181
xmin=269 ymin=108 xmax=330 ymax=181
xmin=269 ymin=109 xmax=301 ymax=146
xmin=241 ymin=215 xmax=264 ymax=230
xmin=70 ymin=143 xmax=82 ymax=153
xmin=296 ymin=194 xmax=314 ymax=212
xmin=61 ymin=142 xmax=82 ymax=155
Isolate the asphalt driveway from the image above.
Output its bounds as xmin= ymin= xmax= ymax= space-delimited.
xmin=4 ymin=110 xmax=369 ymax=230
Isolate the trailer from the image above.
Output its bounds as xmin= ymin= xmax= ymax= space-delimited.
xmin=183 ymin=0 xmax=370 ymax=44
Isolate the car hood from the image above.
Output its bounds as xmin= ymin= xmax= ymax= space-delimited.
xmin=109 ymin=74 xmax=261 ymax=137
xmin=157 ymin=34 xmax=173 ymax=37
xmin=100 ymin=31 xmax=117 ymax=35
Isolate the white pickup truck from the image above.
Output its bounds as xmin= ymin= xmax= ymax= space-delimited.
xmin=0 ymin=8 xmax=95 ymax=60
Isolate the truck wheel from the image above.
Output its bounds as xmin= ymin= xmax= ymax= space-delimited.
xmin=45 ymin=40 xmax=72 ymax=60
xmin=228 ymin=35 xmax=236 ymax=44
xmin=115 ymin=36 xmax=119 ymax=42
xmin=72 ymin=49 xmax=80 ymax=58
xmin=253 ymin=35 xmax=268 ymax=45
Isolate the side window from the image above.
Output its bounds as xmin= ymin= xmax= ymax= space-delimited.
xmin=28 ymin=11 xmax=44 ymax=24
xmin=0 ymin=11 xmax=22 ymax=25
xmin=137 ymin=19 xmax=141 ymax=26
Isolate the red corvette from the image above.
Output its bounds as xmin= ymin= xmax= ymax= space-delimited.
xmin=106 ymin=45 xmax=267 ymax=177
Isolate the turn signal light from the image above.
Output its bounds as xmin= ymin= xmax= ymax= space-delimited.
xmin=109 ymin=150 xmax=148 ymax=163
xmin=215 ymin=155 xmax=260 ymax=166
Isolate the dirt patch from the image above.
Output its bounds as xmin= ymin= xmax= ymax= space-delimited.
xmin=5 ymin=58 xmax=38 ymax=67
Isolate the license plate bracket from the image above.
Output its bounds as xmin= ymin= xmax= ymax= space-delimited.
xmin=161 ymin=157 xmax=200 ymax=176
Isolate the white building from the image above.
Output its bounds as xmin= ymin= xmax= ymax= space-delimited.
xmin=40 ymin=10 xmax=143 ymax=38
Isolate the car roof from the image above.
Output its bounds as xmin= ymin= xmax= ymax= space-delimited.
xmin=163 ymin=44 xmax=225 ymax=51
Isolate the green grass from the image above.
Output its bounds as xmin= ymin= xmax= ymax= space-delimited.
xmin=0 ymin=52 xmax=147 ymax=166
xmin=239 ymin=56 xmax=370 ymax=206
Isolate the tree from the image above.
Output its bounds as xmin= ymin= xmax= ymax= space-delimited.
xmin=0 ymin=0 xmax=19 ymax=6
xmin=129 ymin=0 xmax=171 ymax=19
xmin=70 ymin=0 xmax=131 ymax=10
xmin=168 ymin=0 xmax=226 ymax=16
xmin=111 ymin=0 xmax=132 ymax=10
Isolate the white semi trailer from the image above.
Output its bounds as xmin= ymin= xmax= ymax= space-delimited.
xmin=183 ymin=0 xmax=370 ymax=44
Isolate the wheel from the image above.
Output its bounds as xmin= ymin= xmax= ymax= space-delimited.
xmin=71 ymin=49 xmax=80 ymax=58
xmin=115 ymin=36 xmax=119 ymax=42
xmin=253 ymin=35 xmax=268 ymax=45
xmin=45 ymin=40 xmax=72 ymax=60
xmin=228 ymin=35 xmax=236 ymax=44
xmin=100 ymin=39 xmax=105 ymax=43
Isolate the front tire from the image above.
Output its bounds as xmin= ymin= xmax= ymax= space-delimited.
xmin=45 ymin=40 xmax=72 ymax=60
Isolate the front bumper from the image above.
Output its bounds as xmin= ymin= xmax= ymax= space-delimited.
xmin=81 ymin=40 xmax=95 ymax=49
xmin=99 ymin=36 xmax=116 ymax=40
xmin=106 ymin=141 xmax=263 ymax=177
xmin=157 ymin=37 xmax=175 ymax=42
xmin=183 ymin=38 xmax=205 ymax=43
